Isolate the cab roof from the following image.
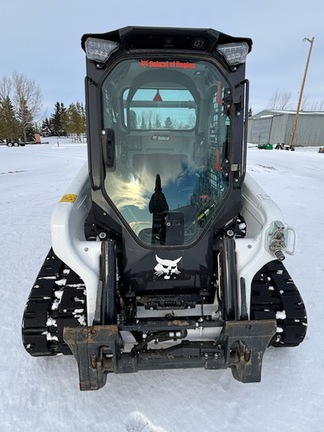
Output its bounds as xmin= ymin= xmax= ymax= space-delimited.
xmin=81 ymin=26 xmax=252 ymax=54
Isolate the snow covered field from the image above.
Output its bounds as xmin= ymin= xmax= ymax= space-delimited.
xmin=1 ymin=138 xmax=323 ymax=431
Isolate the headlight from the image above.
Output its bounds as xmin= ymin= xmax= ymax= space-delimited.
xmin=84 ymin=37 xmax=119 ymax=63
xmin=217 ymin=42 xmax=249 ymax=66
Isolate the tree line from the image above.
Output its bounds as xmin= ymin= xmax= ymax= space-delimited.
xmin=41 ymin=101 xmax=86 ymax=140
xmin=2 ymin=72 xmax=323 ymax=141
xmin=267 ymin=90 xmax=324 ymax=111
xmin=0 ymin=72 xmax=86 ymax=143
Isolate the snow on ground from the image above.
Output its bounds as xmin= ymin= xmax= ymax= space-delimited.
xmin=1 ymin=138 xmax=323 ymax=431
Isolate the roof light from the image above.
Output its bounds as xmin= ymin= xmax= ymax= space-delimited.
xmin=84 ymin=37 xmax=119 ymax=63
xmin=217 ymin=42 xmax=249 ymax=66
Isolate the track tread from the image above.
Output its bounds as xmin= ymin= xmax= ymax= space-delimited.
xmin=22 ymin=249 xmax=87 ymax=356
xmin=251 ymin=260 xmax=307 ymax=347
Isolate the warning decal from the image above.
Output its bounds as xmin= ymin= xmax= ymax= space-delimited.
xmin=60 ymin=194 xmax=77 ymax=203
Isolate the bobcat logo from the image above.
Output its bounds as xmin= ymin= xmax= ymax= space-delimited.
xmin=154 ymin=255 xmax=182 ymax=280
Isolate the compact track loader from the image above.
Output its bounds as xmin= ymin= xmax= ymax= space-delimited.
xmin=22 ymin=27 xmax=307 ymax=390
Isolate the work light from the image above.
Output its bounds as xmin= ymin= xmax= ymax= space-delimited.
xmin=217 ymin=42 xmax=249 ymax=65
xmin=84 ymin=38 xmax=119 ymax=63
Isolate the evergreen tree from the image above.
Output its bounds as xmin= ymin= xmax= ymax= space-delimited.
xmin=0 ymin=96 xmax=21 ymax=140
xmin=148 ymin=111 xmax=153 ymax=129
xmin=141 ymin=113 xmax=146 ymax=129
xmin=17 ymin=97 xmax=34 ymax=141
xmin=63 ymin=102 xmax=86 ymax=140
xmin=41 ymin=117 xmax=52 ymax=136
xmin=154 ymin=113 xmax=162 ymax=129
xmin=164 ymin=116 xmax=173 ymax=129
xmin=74 ymin=102 xmax=86 ymax=136
xmin=50 ymin=102 xmax=66 ymax=136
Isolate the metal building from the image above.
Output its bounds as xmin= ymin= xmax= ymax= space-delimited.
xmin=248 ymin=110 xmax=324 ymax=147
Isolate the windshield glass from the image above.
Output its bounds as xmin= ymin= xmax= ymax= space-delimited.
xmin=101 ymin=58 xmax=230 ymax=246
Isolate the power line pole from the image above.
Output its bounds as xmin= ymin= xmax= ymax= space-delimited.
xmin=290 ymin=37 xmax=315 ymax=149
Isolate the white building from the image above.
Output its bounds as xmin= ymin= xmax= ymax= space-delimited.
xmin=248 ymin=110 xmax=324 ymax=147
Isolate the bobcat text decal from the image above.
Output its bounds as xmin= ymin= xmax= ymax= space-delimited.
xmin=140 ymin=60 xmax=196 ymax=69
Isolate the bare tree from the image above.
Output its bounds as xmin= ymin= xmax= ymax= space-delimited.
xmin=0 ymin=76 xmax=12 ymax=101
xmin=303 ymin=98 xmax=324 ymax=111
xmin=300 ymin=94 xmax=309 ymax=111
xmin=12 ymin=72 xmax=42 ymax=141
xmin=267 ymin=90 xmax=292 ymax=110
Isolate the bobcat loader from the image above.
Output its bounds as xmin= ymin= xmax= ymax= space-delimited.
xmin=22 ymin=27 xmax=307 ymax=390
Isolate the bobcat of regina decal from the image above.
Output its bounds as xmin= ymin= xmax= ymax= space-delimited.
xmin=154 ymin=255 xmax=182 ymax=280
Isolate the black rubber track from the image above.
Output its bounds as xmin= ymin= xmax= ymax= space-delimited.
xmin=22 ymin=249 xmax=87 ymax=356
xmin=251 ymin=260 xmax=307 ymax=347
xmin=22 ymin=253 xmax=307 ymax=356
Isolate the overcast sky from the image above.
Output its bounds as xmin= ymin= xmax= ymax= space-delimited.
xmin=1 ymin=0 xmax=323 ymax=119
